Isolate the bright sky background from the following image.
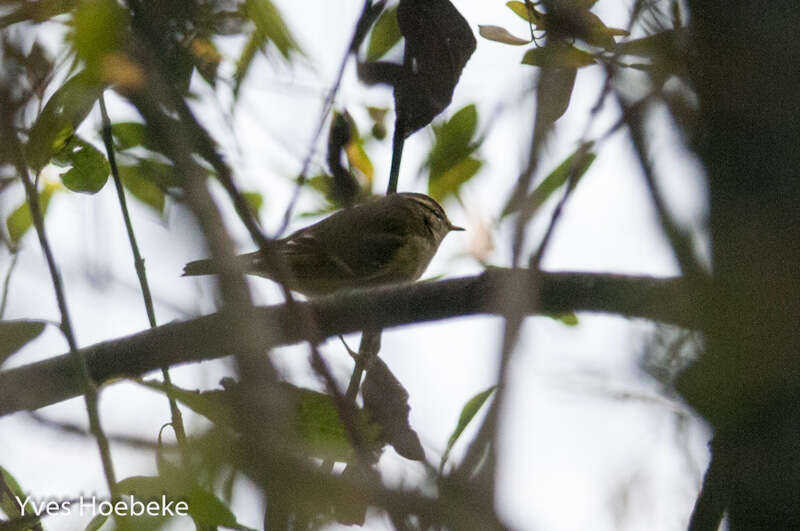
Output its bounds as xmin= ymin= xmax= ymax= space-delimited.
xmin=0 ymin=0 xmax=711 ymax=529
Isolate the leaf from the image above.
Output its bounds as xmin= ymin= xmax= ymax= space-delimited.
xmin=366 ymin=7 xmax=402 ymax=61
xmin=233 ymin=29 xmax=265 ymax=98
xmin=138 ymin=380 xmax=235 ymax=428
xmin=503 ymin=144 xmax=596 ymax=217
xmin=0 ymin=320 xmax=46 ymax=367
xmin=547 ymin=312 xmax=580 ymax=326
xmin=242 ymin=191 xmax=264 ymax=215
xmin=345 ymin=140 xmax=374 ymax=181
xmin=362 ymin=358 xmax=424 ymax=461
xmin=6 ymin=182 xmax=60 ymax=243
xmin=294 ymin=388 xmax=357 ymax=462
xmin=429 ymin=104 xmax=479 ymax=178
xmin=245 ymin=0 xmax=301 ymax=59
xmin=111 ymin=122 xmax=149 ymax=150
xmin=70 ymin=0 xmax=128 ymax=76
xmin=55 ymin=137 xmax=110 ymax=194
xmin=395 ymin=0 xmax=476 ymax=136
xmin=25 ymin=71 xmax=103 ymax=171
xmin=522 ymin=44 xmax=595 ymax=68
xmin=478 ymin=25 xmax=530 ymax=46
xmin=429 ymin=157 xmax=482 ymax=203
xmin=190 ymin=37 xmax=222 ymax=86
xmin=506 ymin=1 xmax=542 ymax=24
xmin=440 ymin=386 xmax=496 ymax=471
xmin=118 ymin=165 xmax=166 ymax=214
xmin=533 ymin=63 xmax=578 ymax=135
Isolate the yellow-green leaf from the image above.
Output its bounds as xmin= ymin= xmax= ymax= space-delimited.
xmin=345 ymin=140 xmax=374 ymax=181
xmin=440 ymin=386 xmax=496 ymax=471
xmin=522 ymin=44 xmax=595 ymax=68
xmin=366 ymin=7 xmax=401 ymax=61
xmin=6 ymin=182 xmax=60 ymax=243
xmin=55 ymin=137 xmax=110 ymax=194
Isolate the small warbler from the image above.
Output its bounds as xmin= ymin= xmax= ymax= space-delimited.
xmin=183 ymin=193 xmax=463 ymax=296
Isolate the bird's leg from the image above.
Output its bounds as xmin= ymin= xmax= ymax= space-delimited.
xmin=345 ymin=327 xmax=383 ymax=402
xmin=387 ymin=118 xmax=405 ymax=195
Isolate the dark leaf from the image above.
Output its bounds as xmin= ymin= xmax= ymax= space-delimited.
xmin=0 ymin=320 xmax=46 ymax=367
xmin=522 ymin=43 xmax=595 ymax=68
xmin=533 ymin=62 xmax=577 ymax=138
xmin=394 ymin=0 xmax=477 ymax=137
xmin=362 ymin=358 xmax=425 ymax=461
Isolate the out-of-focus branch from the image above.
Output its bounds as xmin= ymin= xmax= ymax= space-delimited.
xmin=0 ymin=270 xmax=698 ymax=416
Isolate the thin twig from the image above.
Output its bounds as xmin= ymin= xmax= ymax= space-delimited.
xmin=277 ymin=0 xmax=377 ymax=236
xmin=1 ymin=114 xmax=118 ymax=495
xmin=98 ymin=93 xmax=188 ymax=449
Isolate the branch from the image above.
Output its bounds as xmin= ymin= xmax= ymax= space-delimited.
xmin=0 ymin=270 xmax=696 ymax=416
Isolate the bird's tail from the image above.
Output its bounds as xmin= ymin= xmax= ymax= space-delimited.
xmin=182 ymin=251 xmax=266 ymax=277
xmin=182 ymin=258 xmax=218 ymax=276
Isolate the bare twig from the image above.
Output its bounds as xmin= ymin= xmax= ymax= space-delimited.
xmin=98 ymin=94 xmax=188 ymax=448
xmin=278 ymin=0 xmax=379 ymax=235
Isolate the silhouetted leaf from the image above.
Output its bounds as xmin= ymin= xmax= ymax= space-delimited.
xmin=363 ymin=358 xmax=425 ymax=461
xmin=366 ymin=7 xmax=401 ymax=61
xmin=394 ymin=0 xmax=476 ymax=137
xmin=0 ymin=320 xmax=46 ymax=367
xmin=522 ymin=43 xmax=595 ymax=68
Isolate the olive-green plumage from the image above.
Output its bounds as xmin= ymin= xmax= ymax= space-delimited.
xmin=183 ymin=193 xmax=463 ymax=297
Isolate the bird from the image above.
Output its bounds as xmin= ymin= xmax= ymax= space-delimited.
xmin=183 ymin=193 xmax=463 ymax=297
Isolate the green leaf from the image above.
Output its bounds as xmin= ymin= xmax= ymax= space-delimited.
xmin=233 ymin=29 xmax=266 ymax=98
xmin=111 ymin=122 xmax=149 ymax=150
xmin=55 ymin=137 xmax=110 ymax=194
xmin=478 ymin=25 xmax=530 ymax=46
xmin=0 ymin=320 xmax=46 ymax=367
xmin=522 ymin=44 xmax=595 ymax=68
xmin=25 ymin=71 xmax=103 ymax=171
xmin=6 ymin=182 xmax=60 ymax=243
xmin=118 ymin=164 xmax=166 ymax=214
xmin=503 ymin=144 xmax=595 ymax=217
xmin=429 ymin=104 xmax=479 ymax=178
xmin=440 ymin=386 xmax=496 ymax=471
xmin=242 ymin=191 xmax=264 ymax=215
xmin=70 ymin=0 xmax=128 ymax=76
xmin=547 ymin=312 xmax=579 ymax=326
xmin=506 ymin=1 xmax=542 ymax=25
xmin=245 ymin=0 xmax=301 ymax=59
xmin=366 ymin=7 xmax=401 ymax=61
xmin=294 ymin=389 xmax=356 ymax=462
xmin=429 ymin=157 xmax=482 ymax=203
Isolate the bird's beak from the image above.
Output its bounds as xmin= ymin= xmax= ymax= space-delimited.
xmin=449 ymin=223 xmax=465 ymax=232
